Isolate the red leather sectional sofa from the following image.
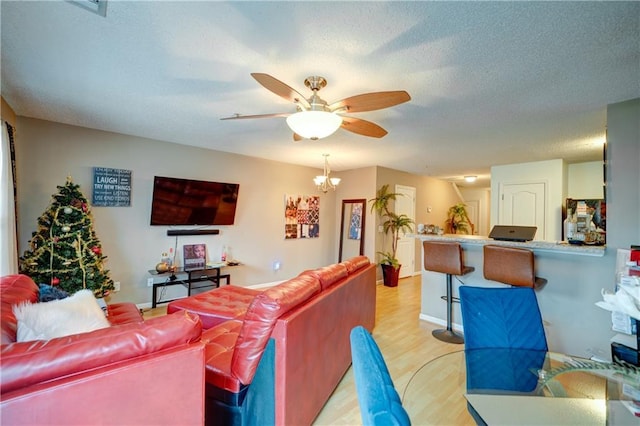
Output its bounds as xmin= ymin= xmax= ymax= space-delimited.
xmin=0 ymin=274 xmax=206 ymax=425
xmin=167 ymin=255 xmax=377 ymax=426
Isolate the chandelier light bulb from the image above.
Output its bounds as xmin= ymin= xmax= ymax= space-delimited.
xmin=314 ymin=176 xmax=327 ymax=185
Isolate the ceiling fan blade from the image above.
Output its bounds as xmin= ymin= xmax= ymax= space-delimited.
xmin=329 ymin=91 xmax=411 ymax=113
xmin=220 ymin=112 xmax=291 ymax=120
xmin=340 ymin=116 xmax=388 ymax=138
xmin=251 ymin=73 xmax=311 ymax=110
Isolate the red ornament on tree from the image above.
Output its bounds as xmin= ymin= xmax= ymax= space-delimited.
xmin=91 ymin=246 xmax=101 ymax=255
xmin=51 ymin=277 xmax=60 ymax=286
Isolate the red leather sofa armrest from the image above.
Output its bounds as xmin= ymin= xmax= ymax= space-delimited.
xmin=0 ymin=311 xmax=202 ymax=393
xmin=231 ymin=274 xmax=321 ymax=385
xmin=1 ymin=275 xmax=39 ymax=345
xmin=106 ymin=302 xmax=143 ymax=325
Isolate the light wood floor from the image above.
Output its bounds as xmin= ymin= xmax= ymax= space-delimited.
xmin=143 ymin=275 xmax=473 ymax=425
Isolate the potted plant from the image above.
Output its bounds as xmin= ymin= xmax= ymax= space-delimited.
xmin=445 ymin=202 xmax=473 ymax=234
xmin=369 ymin=184 xmax=414 ymax=287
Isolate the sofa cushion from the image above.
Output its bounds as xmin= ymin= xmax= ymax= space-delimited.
xmin=1 ymin=275 xmax=40 ymax=345
xmin=301 ymin=263 xmax=348 ymax=291
xmin=340 ymin=255 xmax=371 ymax=274
xmin=231 ymin=274 xmax=321 ymax=385
xmin=201 ymin=319 xmax=244 ymax=393
xmin=0 ymin=310 xmax=202 ymax=394
xmin=168 ymin=286 xmax=260 ymax=329
xmin=14 ymin=289 xmax=110 ymax=342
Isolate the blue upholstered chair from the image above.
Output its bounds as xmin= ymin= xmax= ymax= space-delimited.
xmin=459 ymin=286 xmax=547 ymax=351
xmin=350 ymin=326 xmax=410 ymax=426
xmin=459 ymin=286 xmax=548 ymax=425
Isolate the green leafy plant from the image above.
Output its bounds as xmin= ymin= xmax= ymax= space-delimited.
xmin=445 ymin=202 xmax=472 ymax=234
xmin=369 ymin=184 xmax=414 ymax=268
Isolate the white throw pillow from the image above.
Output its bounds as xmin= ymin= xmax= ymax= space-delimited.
xmin=13 ymin=289 xmax=110 ymax=342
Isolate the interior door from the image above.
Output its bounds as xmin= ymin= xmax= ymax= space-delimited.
xmin=498 ymin=182 xmax=546 ymax=240
xmin=465 ymin=200 xmax=480 ymax=235
xmin=395 ymin=185 xmax=416 ymax=278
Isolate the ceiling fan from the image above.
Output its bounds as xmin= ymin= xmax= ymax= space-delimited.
xmin=221 ymin=73 xmax=411 ymax=141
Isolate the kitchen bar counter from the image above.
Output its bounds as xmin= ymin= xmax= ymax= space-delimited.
xmin=411 ymin=233 xmax=605 ymax=256
xmin=413 ymin=233 xmax=613 ymax=357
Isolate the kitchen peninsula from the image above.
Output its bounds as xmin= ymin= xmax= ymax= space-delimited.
xmin=413 ymin=233 xmax=609 ymax=358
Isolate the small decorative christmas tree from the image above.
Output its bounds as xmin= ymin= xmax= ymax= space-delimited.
xmin=20 ymin=177 xmax=114 ymax=297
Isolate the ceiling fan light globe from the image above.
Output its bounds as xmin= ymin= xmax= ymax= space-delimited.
xmin=286 ymin=111 xmax=342 ymax=140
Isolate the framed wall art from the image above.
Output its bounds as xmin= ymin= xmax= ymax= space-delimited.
xmin=285 ymin=194 xmax=319 ymax=239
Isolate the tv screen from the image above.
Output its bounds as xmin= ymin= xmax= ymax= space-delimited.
xmin=150 ymin=176 xmax=239 ymax=226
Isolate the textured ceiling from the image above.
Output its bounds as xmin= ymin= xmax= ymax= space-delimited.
xmin=2 ymin=1 xmax=638 ymax=187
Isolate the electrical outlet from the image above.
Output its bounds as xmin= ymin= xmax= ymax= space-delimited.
xmin=114 ymin=281 xmax=121 ymax=292
xmin=147 ymin=277 xmax=154 ymax=287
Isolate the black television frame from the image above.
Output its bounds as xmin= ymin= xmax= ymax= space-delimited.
xmin=150 ymin=176 xmax=239 ymax=226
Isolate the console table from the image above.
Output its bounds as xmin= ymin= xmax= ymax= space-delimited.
xmin=148 ymin=264 xmax=231 ymax=308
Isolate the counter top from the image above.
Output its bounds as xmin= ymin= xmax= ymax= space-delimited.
xmin=410 ymin=233 xmax=605 ymax=257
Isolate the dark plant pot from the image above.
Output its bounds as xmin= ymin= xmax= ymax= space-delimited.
xmin=381 ymin=264 xmax=401 ymax=287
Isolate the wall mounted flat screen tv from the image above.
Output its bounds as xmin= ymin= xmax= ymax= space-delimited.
xmin=150 ymin=176 xmax=239 ymax=226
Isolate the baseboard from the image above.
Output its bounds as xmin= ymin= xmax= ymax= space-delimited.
xmin=137 ymin=295 xmax=187 ymax=311
xmin=419 ymin=313 xmax=464 ymax=333
xmin=247 ymin=280 xmax=284 ymax=289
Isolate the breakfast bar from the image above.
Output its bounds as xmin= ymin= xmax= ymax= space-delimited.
xmin=413 ymin=234 xmax=610 ymax=357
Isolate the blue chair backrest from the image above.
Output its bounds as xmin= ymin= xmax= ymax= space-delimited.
xmin=459 ymin=286 xmax=548 ymax=351
xmin=350 ymin=326 xmax=411 ymax=426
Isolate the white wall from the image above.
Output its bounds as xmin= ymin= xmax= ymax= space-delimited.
xmin=606 ymin=98 xmax=640 ymax=248
xmin=15 ymin=117 xmax=340 ymax=305
xmin=485 ymin=160 xmax=603 ymax=240
xmin=568 ymin=161 xmax=604 ymax=199
xmin=491 ymin=159 xmax=565 ymax=241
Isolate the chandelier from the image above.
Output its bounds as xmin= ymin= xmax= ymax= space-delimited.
xmin=314 ymin=154 xmax=341 ymax=193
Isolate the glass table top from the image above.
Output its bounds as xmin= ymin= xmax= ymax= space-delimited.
xmin=402 ymin=349 xmax=640 ymax=425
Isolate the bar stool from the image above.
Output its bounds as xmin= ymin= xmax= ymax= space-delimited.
xmin=423 ymin=241 xmax=475 ymax=344
xmin=483 ymin=245 xmax=547 ymax=289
